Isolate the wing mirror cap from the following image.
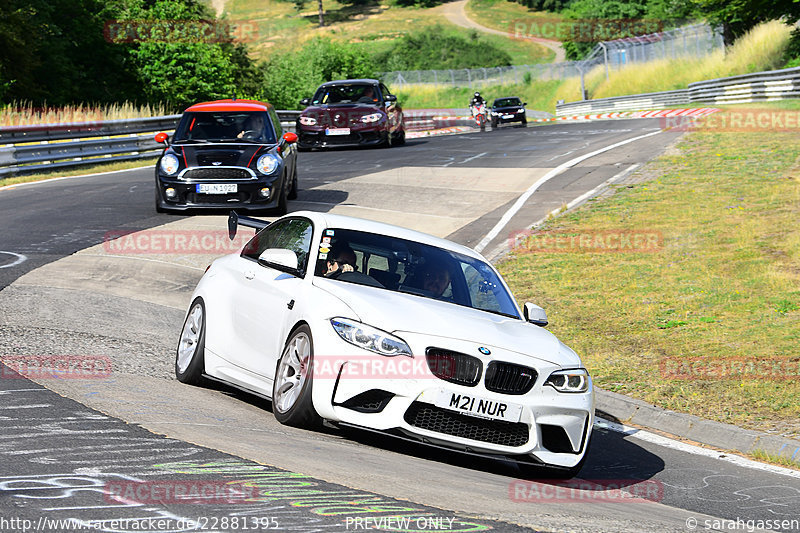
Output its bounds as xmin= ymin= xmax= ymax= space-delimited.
xmin=523 ymin=302 xmax=548 ymax=327
xmin=258 ymin=248 xmax=298 ymax=271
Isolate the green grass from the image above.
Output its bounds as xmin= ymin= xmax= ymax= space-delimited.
xmin=0 ymin=158 xmax=157 ymax=188
xmin=498 ymin=130 xmax=800 ymax=436
xmin=466 ymin=0 xmax=561 ymax=38
xmin=751 ymin=449 xmax=800 ymax=469
xmin=395 ymin=79 xmax=563 ymax=111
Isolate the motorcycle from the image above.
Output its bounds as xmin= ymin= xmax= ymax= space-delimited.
xmin=470 ymin=102 xmax=488 ymax=131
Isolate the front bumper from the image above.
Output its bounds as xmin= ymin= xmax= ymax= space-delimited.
xmin=156 ymin=171 xmax=283 ymax=211
xmin=297 ymin=125 xmax=387 ymax=148
xmin=493 ymin=112 xmax=527 ymax=124
xmin=310 ymin=323 xmax=594 ymax=469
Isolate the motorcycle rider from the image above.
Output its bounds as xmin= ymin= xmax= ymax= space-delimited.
xmin=469 ymin=91 xmax=485 ymax=109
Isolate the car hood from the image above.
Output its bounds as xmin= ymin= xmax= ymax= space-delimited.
xmin=171 ymin=144 xmax=268 ymax=168
xmin=314 ymin=278 xmax=578 ymax=366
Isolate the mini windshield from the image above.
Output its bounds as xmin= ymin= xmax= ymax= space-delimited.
xmin=311 ymin=84 xmax=380 ymax=105
xmin=173 ymin=111 xmax=277 ymax=144
xmin=314 ymin=229 xmax=521 ymax=319
xmin=493 ymin=98 xmax=522 ymax=107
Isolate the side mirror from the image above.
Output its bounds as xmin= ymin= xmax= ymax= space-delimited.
xmin=299 ymin=98 xmax=310 ymax=107
xmin=384 ymin=94 xmax=397 ymax=103
xmin=523 ymin=302 xmax=548 ymax=327
xmin=258 ymin=248 xmax=298 ymax=271
xmin=523 ymin=102 xmax=528 ymax=106
xmin=154 ymin=132 xmax=169 ymax=145
xmin=282 ymin=132 xmax=298 ymax=144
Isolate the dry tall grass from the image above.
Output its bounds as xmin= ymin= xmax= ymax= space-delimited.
xmin=0 ymin=102 xmax=173 ymax=127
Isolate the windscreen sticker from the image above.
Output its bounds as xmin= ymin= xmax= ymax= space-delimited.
xmin=325 ymin=230 xmax=335 ymax=236
xmin=322 ymin=236 xmax=331 ymax=245
xmin=319 ymin=253 xmax=328 ymax=260
xmin=319 ymin=247 xmax=330 ymax=254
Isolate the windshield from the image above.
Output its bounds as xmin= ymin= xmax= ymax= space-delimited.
xmin=311 ymin=84 xmax=380 ymax=105
xmin=173 ymin=111 xmax=277 ymax=144
xmin=314 ymin=229 xmax=521 ymax=319
xmin=493 ymin=98 xmax=522 ymax=107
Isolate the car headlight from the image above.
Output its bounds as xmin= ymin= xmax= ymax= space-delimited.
xmin=545 ymin=369 xmax=590 ymax=393
xmin=160 ymin=154 xmax=180 ymax=175
xmin=360 ymin=113 xmax=383 ymax=124
xmin=299 ymin=116 xmax=317 ymax=126
xmin=517 ymin=109 xmax=525 ymax=113
xmin=256 ymin=154 xmax=280 ymax=175
xmin=330 ymin=317 xmax=412 ymax=357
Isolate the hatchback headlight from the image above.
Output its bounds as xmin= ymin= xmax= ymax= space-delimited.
xmin=160 ymin=154 xmax=180 ymax=175
xmin=256 ymin=154 xmax=280 ymax=175
xmin=545 ymin=369 xmax=590 ymax=393
xmin=360 ymin=113 xmax=383 ymax=124
xmin=330 ymin=317 xmax=412 ymax=357
xmin=299 ymin=116 xmax=317 ymax=126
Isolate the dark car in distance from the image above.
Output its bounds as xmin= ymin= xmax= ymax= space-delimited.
xmin=490 ymin=97 xmax=527 ymax=128
xmin=154 ymin=99 xmax=298 ymax=214
xmin=297 ymin=79 xmax=405 ymax=149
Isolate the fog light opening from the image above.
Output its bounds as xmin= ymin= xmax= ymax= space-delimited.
xmin=259 ymin=187 xmax=271 ymax=199
xmin=165 ymin=187 xmax=177 ymax=199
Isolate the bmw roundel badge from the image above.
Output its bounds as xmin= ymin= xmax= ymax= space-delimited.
xmin=478 ymin=347 xmax=491 ymax=355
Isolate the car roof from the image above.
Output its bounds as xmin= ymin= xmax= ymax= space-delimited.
xmin=318 ymin=79 xmax=381 ymax=87
xmin=184 ymin=100 xmax=274 ymax=113
xmin=287 ymin=211 xmax=485 ymax=260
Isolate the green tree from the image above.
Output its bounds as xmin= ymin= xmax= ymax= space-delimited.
xmin=692 ymin=0 xmax=800 ymax=45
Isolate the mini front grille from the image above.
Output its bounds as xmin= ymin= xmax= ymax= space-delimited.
xmin=404 ymin=402 xmax=529 ymax=447
xmin=485 ymin=361 xmax=537 ymax=395
xmin=182 ymin=168 xmax=252 ymax=180
xmin=425 ymin=348 xmax=482 ymax=387
xmin=188 ymin=192 xmax=249 ymax=204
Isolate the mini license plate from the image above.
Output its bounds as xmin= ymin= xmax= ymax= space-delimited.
xmin=196 ymin=183 xmax=237 ymax=194
xmin=326 ymin=128 xmax=351 ymax=136
xmin=433 ymin=389 xmax=522 ymax=422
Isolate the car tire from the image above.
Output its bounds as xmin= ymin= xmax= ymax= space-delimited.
xmin=491 ymin=118 xmax=498 ymax=129
xmin=175 ymin=298 xmax=207 ymax=385
xmin=272 ymin=324 xmax=322 ymax=428
xmin=274 ymin=174 xmax=288 ymax=215
xmin=392 ymin=129 xmax=406 ymax=146
xmin=155 ymin=189 xmax=167 ymax=213
xmin=521 ymin=117 xmax=527 ymax=125
xmin=381 ymin=130 xmax=393 ymax=148
xmin=287 ymin=165 xmax=298 ymax=200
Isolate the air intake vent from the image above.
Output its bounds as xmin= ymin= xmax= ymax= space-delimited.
xmin=404 ymin=402 xmax=529 ymax=447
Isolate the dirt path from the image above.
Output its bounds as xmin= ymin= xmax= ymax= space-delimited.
xmin=211 ymin=0 xmax=226 ymax=17
xmin=439 ymin=0 xmax=566 ymax=63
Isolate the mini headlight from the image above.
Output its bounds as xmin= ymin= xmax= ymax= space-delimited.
xmin=160 ymin=154 xmax=180 ymax=175
xmin=256 ymin=154 xmax=280 ymax=175
xmin=330 ymin=317 xmax=412 ymax=357
xmin=360 ymin=113 xmax=383 ymax=124
xmin=545 ymin=369 xmax=590 ymax=393
xmin=299 ymin=116 xmax=317 ymax=126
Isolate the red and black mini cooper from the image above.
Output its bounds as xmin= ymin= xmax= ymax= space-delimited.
xmin=154 ymin=99 xmax=298 ymax=214
xmin=297 ymin=79 xmax=405 ymax=149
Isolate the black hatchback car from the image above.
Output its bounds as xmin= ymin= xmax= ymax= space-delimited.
xmin=154 ymin=99 xmax=298 ymax=214
xmin=490 ymin=97 xmax=527 ymax=128
xmin=297 ymin=79 xmax=405 ymax=149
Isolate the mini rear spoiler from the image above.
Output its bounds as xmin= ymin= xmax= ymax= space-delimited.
xmin=228 ymin=210 xmax=269 ymax=240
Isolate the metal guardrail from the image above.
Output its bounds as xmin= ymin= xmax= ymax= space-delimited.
xmin=556 ymin=89 xmax=689 ymax=116
xmin=556 ymin=66 xmax=800 ymax=116
xmin=688 ymin=66 xmax=800 ymax=104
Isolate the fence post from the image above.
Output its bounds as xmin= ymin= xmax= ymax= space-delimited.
xmin=466 ymin=69 xmax=471 ymax=89
xmin=600 ymin=42 xmax=609 ymax=80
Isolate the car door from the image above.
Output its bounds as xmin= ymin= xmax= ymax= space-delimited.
xmin=227 ymin=217 xmax=314 ymax=384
